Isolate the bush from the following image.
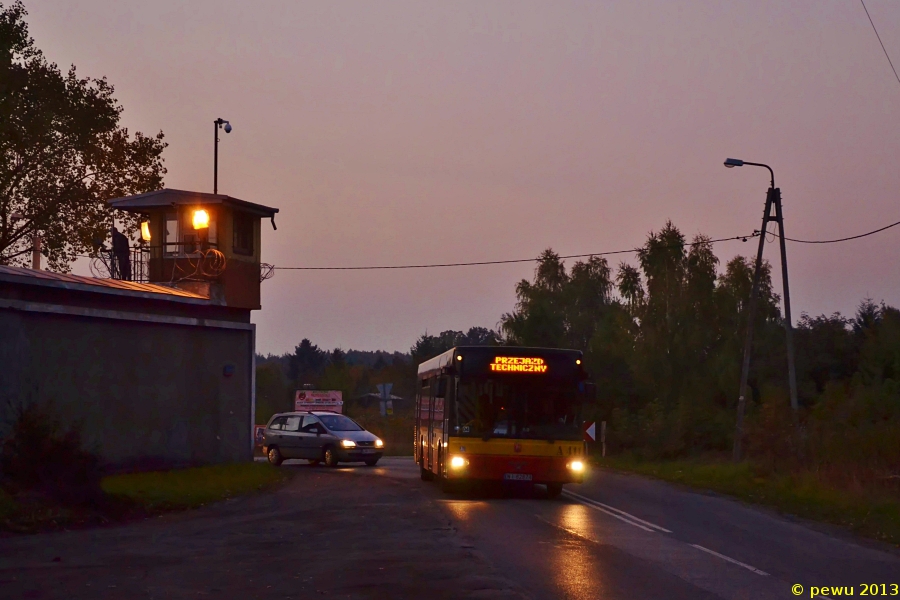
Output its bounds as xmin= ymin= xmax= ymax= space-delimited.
xmin=0 ymin=403 xmax=102 ymax=505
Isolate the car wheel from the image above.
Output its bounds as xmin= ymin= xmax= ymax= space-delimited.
xmin=546 ymin=483 xmax=563 ymax=499
xmin=364 ymin=459 xmax=379 ymax=467
xmin=324 ymin=447 xmax=339 ymax=468
xmin=308 ymin=459 xmax=321 ymax=466
xmin=267 ymin=447 xmax=283 ymax=466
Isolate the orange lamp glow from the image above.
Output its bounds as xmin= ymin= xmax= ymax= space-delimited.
xmin=140 ymin=221 xmax=152 ymax=242
xmin=192 ymin=209 xmax=210 ymax=230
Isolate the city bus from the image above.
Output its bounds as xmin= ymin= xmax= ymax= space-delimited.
xmin=415 ymin=346 xmax=591 ymax=498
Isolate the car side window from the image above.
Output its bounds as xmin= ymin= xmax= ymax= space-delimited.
xmin=268 ymin=417 xmax=286 ymax=430
xmin=284 ymin=416 xmax=301 ymax=432
xmin=300 ymin=417 xmax=321 ymax=434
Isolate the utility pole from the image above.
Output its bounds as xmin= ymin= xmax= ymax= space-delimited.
xmin=724 ymin=158 xmax=800 ymax=461
xmin=772 ymin=190 xmax=801 ymax=433
xmin=213 ymin=118 xmax=232 ymax=195
xmin=31 ymin=233 xmax=41 ymax=270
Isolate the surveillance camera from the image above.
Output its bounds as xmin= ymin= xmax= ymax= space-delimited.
xmin=224 ymin=122 xmax=232 ymax=133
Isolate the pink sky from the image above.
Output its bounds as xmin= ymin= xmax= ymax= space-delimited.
xmin=28 ymin=0 xmax=900 ymax=354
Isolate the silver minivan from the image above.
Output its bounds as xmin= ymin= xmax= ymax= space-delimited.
xmin=262 ymin=411 xmax=384 ymax=467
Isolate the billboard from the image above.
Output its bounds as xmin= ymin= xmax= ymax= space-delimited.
xmin=295 ymin=390 xmax=343 ymax=413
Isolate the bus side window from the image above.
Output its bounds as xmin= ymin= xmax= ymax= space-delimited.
xmin=434 ymin=376 xmax=448 ymax=422
xmin=418 ymin=380 xmax=432 ymax=420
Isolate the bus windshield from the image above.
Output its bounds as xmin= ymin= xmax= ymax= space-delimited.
xmin=452 ymin=379 xmax=583 ymax=441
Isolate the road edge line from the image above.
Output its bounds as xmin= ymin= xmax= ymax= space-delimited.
xmin=561 ymin=495 xmax=656 ymax=532
xmin=689 ymin=544 xmax=769 ymax=576
xmin=563 ymin=490 xmax=673 ymax=533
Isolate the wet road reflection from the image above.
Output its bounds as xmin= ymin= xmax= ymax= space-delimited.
xmin=439 ymin=499 xmax=491 ymax=524
xmin=547 ymin=505 xmax=610 ymax=600
xmin=557 ymin=502 xmax=596 ymax=540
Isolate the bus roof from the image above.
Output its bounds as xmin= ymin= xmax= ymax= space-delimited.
xmin=416 ymin=346 xmax=583 ymax=379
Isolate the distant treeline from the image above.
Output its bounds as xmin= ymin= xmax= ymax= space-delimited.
xmin=254 ymin=328 xmax=500 ymax=425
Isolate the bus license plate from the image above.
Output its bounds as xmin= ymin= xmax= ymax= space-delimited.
xmin=504 ymin=473 xmax=533 ymax=481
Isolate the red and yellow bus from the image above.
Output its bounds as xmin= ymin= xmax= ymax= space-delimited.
xmin=415 ymin=346 xmax=590 ymax=497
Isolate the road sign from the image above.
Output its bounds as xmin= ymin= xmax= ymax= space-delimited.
xmin=583 ymin=421 xmax=596 ymax=442
xmin=377 ymin=383 xmax=393 ymax=417
xmin=295 ymin=390 xmax=343 ymax=413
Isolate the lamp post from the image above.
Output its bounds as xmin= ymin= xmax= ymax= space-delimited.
xmin=213 ymin=118 xmax=232 ymax=195
xmin=724 ymin=158 xmax=800 ymax=462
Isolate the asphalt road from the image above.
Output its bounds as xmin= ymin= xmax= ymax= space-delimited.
xmin=1 ymin=457 xmax=898 ymax=600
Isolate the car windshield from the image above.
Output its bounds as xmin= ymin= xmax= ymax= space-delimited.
xmin=318 ymin=414 xmax=363 ymax=432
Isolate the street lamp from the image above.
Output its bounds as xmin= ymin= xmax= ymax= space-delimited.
xmin=724 ymin=157 xmax=800 ymax=462
xmin=213 ymin=118 xmax=232 ymax=195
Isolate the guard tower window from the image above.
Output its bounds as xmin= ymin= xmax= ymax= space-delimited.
xmin=233 ymin=212 xmax=253 ymax=255
xmin=165 ymin=212 xmax=179 ymax=255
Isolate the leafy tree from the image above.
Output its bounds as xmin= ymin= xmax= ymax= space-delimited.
xmin=330 ymin=348 xmax=346 ymax=369
xmin=255 ymin=362 xmax=290 ymax=423
xmin=288 ymin=339 xmax=328 ymax=384
xmin=0 ymin=1 xmax=166 ymax=270
xmin=616 ymin=263 xmax=644 ymax=313
xmin=794 ymin=313 xmax=855 ymax=399
xmin=410 ymin=327 xmax=500 ymax=364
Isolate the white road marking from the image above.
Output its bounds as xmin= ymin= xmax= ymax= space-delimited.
xmin=563 ymin=490 xmax=673 ymax=533
xmin=690 ymin=544 xmax=769 ymax=576
xmin=560 ymin=495 xmax=655 ymax=532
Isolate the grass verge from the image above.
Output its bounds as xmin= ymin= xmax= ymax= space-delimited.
xmin=2 ymin=462 xmax=291 ymax=534
xmin=101 ymin=462 xmax=290 ymax=511
xmin=593 ymin=456 xmax=900 ymax=547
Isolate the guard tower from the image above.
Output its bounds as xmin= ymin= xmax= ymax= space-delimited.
xmin=107 ymin=189 xmax=278 ymax=310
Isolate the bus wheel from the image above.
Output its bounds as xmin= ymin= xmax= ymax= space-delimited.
xmin=546 ymin=483 xmax=563 ymax=499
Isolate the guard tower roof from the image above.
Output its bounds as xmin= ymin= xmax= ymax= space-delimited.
xmin=108 ymin=188 xmax=279 ymax=219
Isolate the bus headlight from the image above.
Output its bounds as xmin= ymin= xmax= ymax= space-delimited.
xmin=567 ymin=460 xmax=585 ymax=472
xmin=450 ymin=455 xmax=468 ymax=469
xmin=341 ymin=439 xmax=357 ymax=448
xmin=375 ymin=439 xmax=384 ymax=448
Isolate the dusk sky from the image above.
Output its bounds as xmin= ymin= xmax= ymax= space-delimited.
xmin=28 ymin=0 xmax=900 ymax=355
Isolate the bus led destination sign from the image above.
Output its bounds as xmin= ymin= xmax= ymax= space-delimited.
xmin=490 ymin=356 xmax=548 ymax=373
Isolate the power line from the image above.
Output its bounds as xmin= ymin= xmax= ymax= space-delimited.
xmin=276 ymin=216 xmax=900 ymax=271
xmin=273 ymin=234 xmax=756 ymax=271
xmin=764 ymin=218 xmax=900 ymax=244
xmin=860 ymin=0 xmax=900 ymax=87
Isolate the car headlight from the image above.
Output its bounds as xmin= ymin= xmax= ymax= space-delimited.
xmin=567 ymin=460 xmax=585 ymax=472
xmin=450 ymin=455 xmax=468 ymax=469
xmin=375 ymin=439 xmax=384 ymax=448
xmin=341 ymin=439 xmax=357 ymax=448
